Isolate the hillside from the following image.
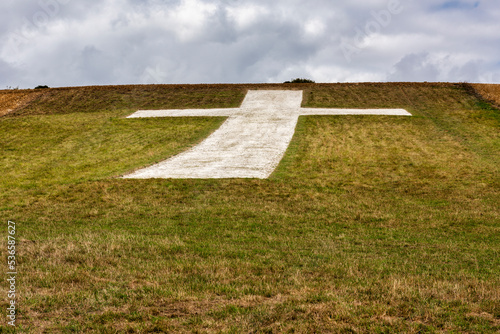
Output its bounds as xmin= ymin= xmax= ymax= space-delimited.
xmin=472 ymin=83 xmax=500 ymax=108
xmin=0 ymin=83 xmax=499 ymax=333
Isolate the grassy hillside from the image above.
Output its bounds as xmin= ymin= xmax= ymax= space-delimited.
xmin=0 ymin=83 xmax=499 ymax=333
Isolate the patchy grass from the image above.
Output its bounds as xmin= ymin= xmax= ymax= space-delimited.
xmin=0 ymin=83 xmax=499 ymax=333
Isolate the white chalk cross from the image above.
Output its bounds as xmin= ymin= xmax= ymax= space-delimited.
xmin=123 ymin=90 xmax=411 ymax=179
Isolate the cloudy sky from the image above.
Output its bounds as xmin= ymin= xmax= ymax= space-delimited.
xmin=1 ymin=0 xmax=499 ymax=88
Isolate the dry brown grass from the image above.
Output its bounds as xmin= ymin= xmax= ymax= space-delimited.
xmin=1 ymin=84 xmax=301 ymax=118
xmin=0 ymin=89 xmax=45 ymax=117
xmin=471 ymin=83 xmax=500 ymax=107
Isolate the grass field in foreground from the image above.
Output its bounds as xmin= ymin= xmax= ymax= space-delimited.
xmin=0 ymin=83 xmax=499 ymax=333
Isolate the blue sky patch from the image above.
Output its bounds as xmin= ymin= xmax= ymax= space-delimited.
xmin=436 ymin=1 xmax=480 ymax=10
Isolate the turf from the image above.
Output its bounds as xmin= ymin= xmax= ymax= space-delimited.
xmin=0 ymin=83 xmax=499 ymax=333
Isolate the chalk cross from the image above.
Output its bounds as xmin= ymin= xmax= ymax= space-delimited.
xmin=123 ymin=90 xmax=411 ymax=179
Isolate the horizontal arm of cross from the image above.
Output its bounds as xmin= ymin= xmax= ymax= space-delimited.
xmin=299 ymin=108 xmax=411 ymax=116
xmin=127 ymin=108 xmax=240 ymax=118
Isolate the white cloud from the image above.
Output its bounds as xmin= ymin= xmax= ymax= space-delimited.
xmin=303 ymin=19 xmax=326 ymax=38
xmin=163 ymin=0 xmax=218 ymax=41
xmin=226 ymin=3 xmax=269 ymax=30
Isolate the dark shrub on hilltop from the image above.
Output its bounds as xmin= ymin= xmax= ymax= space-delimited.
xmin=284 ymin=78 xmax=315 ymax=83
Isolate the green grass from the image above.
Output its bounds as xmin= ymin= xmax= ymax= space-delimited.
xmin=0 ymin=83 xmax=499 ymax=333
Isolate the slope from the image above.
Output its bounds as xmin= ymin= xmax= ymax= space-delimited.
xmin=0 ymin=82 xmax=498 ymax=333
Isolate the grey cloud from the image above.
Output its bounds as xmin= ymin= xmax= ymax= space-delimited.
xmin=0 ymin=59 xmax=18 ymax=88
xmin=448 ymin=60 xmax=482 ymax=82
xmin=388 ymin=53 xmax=440 ymax=82
xmin=0 ymin=0 xmax=499 ymax=88
xmin=78 ymin=46 xmax=117 ymax=84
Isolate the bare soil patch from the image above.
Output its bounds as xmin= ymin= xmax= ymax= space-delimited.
xmin=0 ymin=89 xmax=44 ymax=117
